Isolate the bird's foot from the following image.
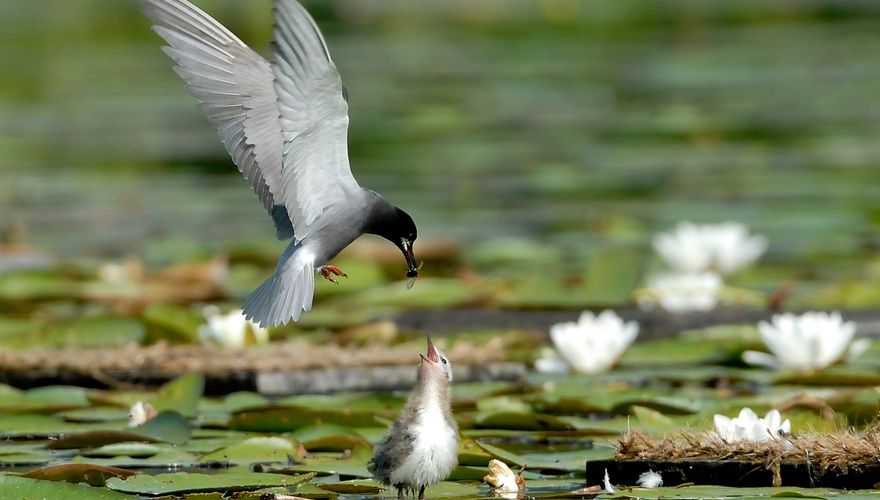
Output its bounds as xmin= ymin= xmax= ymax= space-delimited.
xmin=418 ymin=486 xmax=426 ymax=500
xmin=319 ymin=264 xmax=348 ymax=284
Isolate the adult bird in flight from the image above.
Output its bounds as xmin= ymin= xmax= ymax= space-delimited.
xmin=141 ymin=0 xmax=420 ymax=326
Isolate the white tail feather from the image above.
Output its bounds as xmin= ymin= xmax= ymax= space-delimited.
xmin=243 ymin=241 xmax=315 ymax=327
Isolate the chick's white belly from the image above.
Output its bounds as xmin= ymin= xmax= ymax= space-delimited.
xmin=389 ymin=407 xmax=458 ymax=488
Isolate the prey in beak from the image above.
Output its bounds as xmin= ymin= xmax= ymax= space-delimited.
xmin=401 ymin=238 xmax=420 ymax=289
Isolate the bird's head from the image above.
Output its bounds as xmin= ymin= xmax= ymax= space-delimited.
xmin=419 ymin=336 xmax=452 ymax=383
xmin=372 ymin=206 xmax=419 ymax=288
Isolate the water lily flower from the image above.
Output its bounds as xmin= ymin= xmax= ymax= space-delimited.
xmin=643 ymin=272 xmax=723 ymax=313
xmin=128 ymin=401 xmax=157 ymax=427
xmin=198 ymin=305 xmax=269 ymax=348
xmin=637 ymin=470 xmax=663 ymax=488
xmin=742 ymin=311 xmax=866 ymax=372
xmin=713 ymin=408 xmax=790 ymax=443
xmin=533 ymin=347 xmax=570 ymax=374
xmin=548 ymin=310 xmax=639 ymax=374
xmin=483 ymin=459 xmax=525 ymax=497
xmin=653 ymin=221 xmax=767 ymax=275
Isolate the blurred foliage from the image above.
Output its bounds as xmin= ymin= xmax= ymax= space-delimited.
xmin=0 ymin=0 xmax=877 ymax=280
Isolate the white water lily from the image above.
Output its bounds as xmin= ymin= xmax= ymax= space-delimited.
xmin=653 ymin=221 xmax=767 ymax=275
xmin=713 ymin=407 xmax=790 ymax=443
xmin=742 ymin=311 xmax=866 ymax=372
xmin=637 ymin=470 xmax=663 ymax=488
xmin=483 ymin=459 xmax=525 ymax=497
xmin=534 ymin=348 xmax=570 ymax=374
xmin=128 ymin=401 xmax=157 ymax=427
xmin=198 ymin=305 xmax=269 ymax=348
xmin=548 ymin=310 xmax=638 ymax=374
xmin=643 ymin=272 xmax=723 ymax=313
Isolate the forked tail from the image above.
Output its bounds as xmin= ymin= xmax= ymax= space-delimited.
xmin=243 ymin=241 xmax=315 ymax=327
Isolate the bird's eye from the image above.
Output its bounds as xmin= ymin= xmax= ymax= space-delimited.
xmin=441 ymin=358 xmax=447 ymax=365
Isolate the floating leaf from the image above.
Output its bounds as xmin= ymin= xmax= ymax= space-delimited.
xmin=581 ymin=247 xmax=644 ymax=305
xmin=293 ymin=424 xmax=371 ymax=452
xmin=229 ymin=406 xmax=381 ymax=432
xmin=153 ymin=374 xmax=204 ymax=417
xmin=105 ymin=472 xmax=312 ymax=496
xmin=317 ymin=479 xmax=384 ymax=494
xmin=48 ymin=410 xmax=190 ymax=449
xmin=22 ymin=463 xmax=135 ymax=486
xmin=46 ymin=317 xmax=146 ymax=349
xmin=135 ymin=410 xmax=192 ymax=445
xmin=199 ymin=436 xmax=302 ymax=464
xmin=0 ymin=475 xmax=136 ymax=499
xmin=474 ymin=411 xmax=575 ymax=431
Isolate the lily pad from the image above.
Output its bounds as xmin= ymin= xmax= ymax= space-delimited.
xmin=228 ymin=405 xmax=382 ymax=432
xmin=48 ymin=410 xmax=190 ymax=449
xmin=153 ymin=373 xmax=204 ymax=416
xmin=474 ymin=411 xmax=575 ymax=431
xmin=293 ymin=424 xmax=372 ymax=452
xmin=0 ymin=475 xmax=136 ymax=499
xmin=199 ymin=436 xmax=302 ymax=464
xmin=105 ymin=471 xmax=313 ymax=496
xmin=22 ymin=463 xmax=136 ymax=486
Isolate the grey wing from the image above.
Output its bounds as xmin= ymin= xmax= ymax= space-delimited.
xmin=272 ymin=0 xmax=360 ymax=243
xmin=367 ymin=426 xmax=415 ymax=484
xmin=141 ymin=0 xmax=294 ymax=240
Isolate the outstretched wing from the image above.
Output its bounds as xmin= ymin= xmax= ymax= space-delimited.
xmin=271 ymin=0 xmax=360 ymax=243
xmin=141 ymin=0 xmax=294 ymax=239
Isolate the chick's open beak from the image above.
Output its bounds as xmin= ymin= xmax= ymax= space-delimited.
xmin=425 ymin=336 xmax=439 ymax=363
xmin=401 ymin=239 xmax=419 ymax=289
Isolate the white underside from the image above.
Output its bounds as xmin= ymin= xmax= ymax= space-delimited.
xmin=389 ymin=398 xmax=458 ymax=489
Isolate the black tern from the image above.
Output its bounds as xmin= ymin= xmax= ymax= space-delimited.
xmin=141 ymin=0 xmax=420 ymax=326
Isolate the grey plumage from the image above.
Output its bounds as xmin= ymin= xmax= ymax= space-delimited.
xmin=142 ymin=0 xmax=420 ymax=327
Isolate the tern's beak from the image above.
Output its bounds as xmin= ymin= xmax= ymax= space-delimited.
xmin=401 ymin=239 xmax=419 ymax=289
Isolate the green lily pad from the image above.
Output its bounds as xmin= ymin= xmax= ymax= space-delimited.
xmin=199 ymin=436 xmax=302 ymax=464
xmin=229 ymin=406 xmax=382 ymax=432
xmin=105 ymin=471 xmax=313 ymax=496
xmin=84 ymin=442 xmax=161 ymax=458
xmin=22 ymin=463 xmax=135 ymax=486
xmin=0 ymin=475 xmax=136 ymax=499
xmin=0 ymin=385 xmax=90 ymax=414
xmin=317 ymin=479 xmax=384 ymax=494
xmin=73 ymin=449 xmax=198 ymax=469
xmin=261 ymin=454 xmax=371 ymax=478
xmin=474 ymin=411 xmax=575 ymax=431
xmin=0 ymin=270 xmax=76 ymax=301
xmin=135 ymin=410 xmax=192 ymax=445
xmin=0 ymin=414 xmax=86 ymax=438
xmin=581 ymin=247 xmax=644 ymax=305
xmin=609 ymin=396 xmax=700 ymax=416
xmin=293 ymin=424 xmax=372 ymax=452
xmin=48 ymin=410 xmax=190 ymax=449
xmin=45 ymin=317 xmax=146 ymax=349
xmin=153 ymin=373 xmax=204 ymax=417
xmin=140 ymin=303 xmax=202 ymax=342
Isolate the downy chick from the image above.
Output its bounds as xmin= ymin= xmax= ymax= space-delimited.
xmin=368 ymin=337 xmax=458 ymax=499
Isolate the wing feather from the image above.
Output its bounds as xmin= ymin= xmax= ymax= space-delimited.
xmin=142 ymin=0 xmax=292 ymax=238
xmin=271 ymin=0 xmax=359 ymax=242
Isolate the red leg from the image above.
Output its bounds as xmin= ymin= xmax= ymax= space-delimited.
xmin=320 ymin=264 xmax=348 ymax=284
